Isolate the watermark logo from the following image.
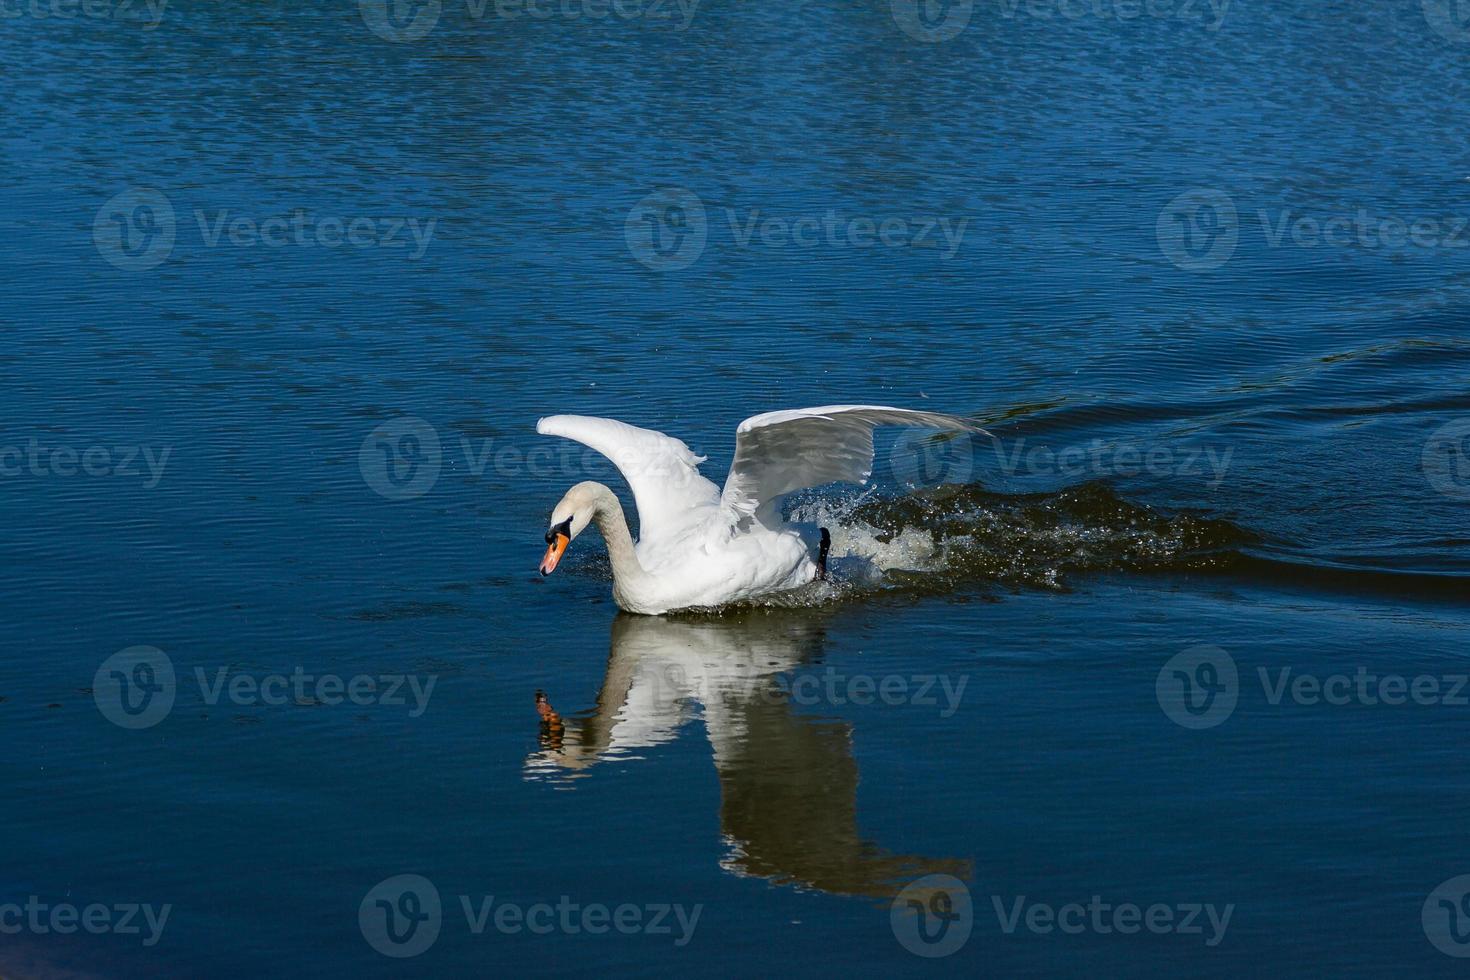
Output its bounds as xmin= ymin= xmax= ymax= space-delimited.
xmin=726 ymin=209 xmax=968 ymax=257
xmin=995 ymin=0 xmax=1229 ymax=29
xmin=95 ymin=189 xmax=436 ymax=271
xmin=360 ymin=0 xmax=441 ymax=40
xmin=1156 ymin=645 xmax=1238 ymax=730
xmin=1424 ymin=0 xmax=1470 ymax=43
xmin=93 ymin=646 xmax=176 ymax=730
xmin=891 ymin=0 xmax=973 ymax=42
xmin=0 ymin=439 xmax=171 ymax=487
xmin=194 ymin=667 xmax=436 ymax=716
xmin=993 ymin=895 xmax=1232 ymax=945
xmin=360 ymin=875 xmax=700 ymax=956
xmin=360 ymin=874 xmax=442 ymax=958
xmin=626 ymin=192 xmax=969 ymax=271
xmin=95 ymin=650 xmax=437 ymax=728
xmin=0 ymin=898 xmax=171 ymax=947
xmin=890 ymin=428 xmax=976 ymax=489
xmin=360 ymin=417 xmax=442 ymax=500
xmin=646 ymin=666 xmax=970 ymax=718
xmin=1425 ymin=874 xmax=1470 ymax=957
xmin=991 ymin=437 xmax=1232 ymax=488
xmin=359 ymin=0 xmax=700 ymax=37
xmin=625 ymin=187 xmax=707 ymax=271
xmin=891 ymin=874 xmax=973 ymax=957
xmin=1157 ymin=189 xmax=1238 ymax=272
xmin=0 ymin=0 xmax=169 ymax=29
xmin=1423 ymin=420 xmax=1470 ymax=501
xmin=94 ymin=188 xmax=176 ymax=272
xmin=193 ymin=209 xmax=436 ymax=257
xmin=1160 ymin=648 xmax=1470 ymax=730
xmin=474 ymin=0 xmax=700 ymax=28
xmin=1160 ymin=191 xmax=1470 ymax=271
xmin=357 ymin=418 xmax=708 ymax=498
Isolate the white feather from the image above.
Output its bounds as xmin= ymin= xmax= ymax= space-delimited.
xmin=721 ymin=404 xmax=987 ymax=526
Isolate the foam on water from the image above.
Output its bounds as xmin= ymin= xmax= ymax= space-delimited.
xmin=739 ymin=481 xmax=1257 ymax=608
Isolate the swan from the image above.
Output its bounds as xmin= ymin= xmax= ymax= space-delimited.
xmin=535 ymin=405 xmax=985 ymax=614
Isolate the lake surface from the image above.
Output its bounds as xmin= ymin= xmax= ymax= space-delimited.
xmin=4 ymin=0 xmax=1470 ymax=975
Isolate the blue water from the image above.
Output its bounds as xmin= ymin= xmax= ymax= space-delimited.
xmin=5 ymin=0 xmax=1470 ymax=975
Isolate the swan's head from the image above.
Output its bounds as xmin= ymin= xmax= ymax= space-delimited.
xmin=539 ymin=481 xmax=601 ymax=576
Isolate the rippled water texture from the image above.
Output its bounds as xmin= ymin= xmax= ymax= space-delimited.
xmin=3 ymin=0 xmax=1470 ymax=976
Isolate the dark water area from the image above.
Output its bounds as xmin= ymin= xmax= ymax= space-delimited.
xmin=3 ymin=0 xmax=1470 ymax=975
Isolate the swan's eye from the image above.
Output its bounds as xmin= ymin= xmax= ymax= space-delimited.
xmin=545 ymin=517 xmax=572 ymax=543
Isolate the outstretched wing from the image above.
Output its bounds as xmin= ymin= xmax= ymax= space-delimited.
xmin=536 ymin=415 xmax=722 ymax=543
xmin=721 ymin=405 xmax=987 ymax=526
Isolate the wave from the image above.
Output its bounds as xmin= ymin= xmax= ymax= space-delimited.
xmin=791 ymin=482 xmax=1467 ymax=605
xmin=784 ymin=481 xmax=1252 ymax=600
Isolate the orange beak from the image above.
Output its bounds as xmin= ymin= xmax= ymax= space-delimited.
xmin=539 ymin=532 xmax=569 ymax=576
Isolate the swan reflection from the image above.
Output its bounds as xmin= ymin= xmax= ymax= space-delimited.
xmin=527 ymin=611 xmax=970 ymax=899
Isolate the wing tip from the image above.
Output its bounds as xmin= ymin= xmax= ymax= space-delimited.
xmin=738 ymin=404 xmax=990 ymax=435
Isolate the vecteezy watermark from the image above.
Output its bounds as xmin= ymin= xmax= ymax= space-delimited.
xmin=1256 ymin=667 xmax=1470 ymax=709
xmin=992 ymin=895 xmax=1233 ymax=946
xmin=0 ymin=898 xmax=172 ymax=948
xmin=360 ymin=875 xmax=442 ymax=958
xmin=94 ymin=188 xmax=437 ymax=272
xmin=625 ymin=187 xmax=707 ymax=271
xmin=884 ymin=430 xmax=1232 ymax=489
xmin=358 ymin=416 xmax=712 ymax=500
xmin=194 ymin=210 xmax=435 ymax=257
xmin=0 ymin=439 xmax=171 ymax=488
xmin=360 ymin=417 xmax=443 ymax=501
xmin=1158 ymin=646 xmax=1470 ymax=730
xmin=359 ymin=0 xmax=699 ymax=42
xmin=94 ymin=647 xmax=437 ymax=729
xmin=624 ymin=187 xmax=970 ymax=271
xmin=93 ymin=646 xmax=176 ymax=730
xmin=473 ymin=0 xmax=699 ymax=29
xmin=1159 ymin=189 xmax=1470 ymax=271
xmin=1156 ymin=188 xmax=1239 ymax=272
xmin=1424 ymin=874 xmax=1470 ymax=958
xmin=359 ymin=875 xmax=702 ymax=958
xmin=93 ymin=188 xmax=177 ymax=272
xmin=359 ymin=0 xmax=441 ymax=41
xmin=720 ymin=205 xmax=966 ymax=259
xmin=890 ymin=0 xmax=974 ymax=42
xmin=650 ymin=666 xmax=970 ymax=718
xmin=994 ymin=0 xmax=1229 ymax=29
xmin=891 ymin=874 xmax=974 ymax=957
xmin=1422 ymin=419 xmax=1470 ymax=501
xmin=993 ymin=438 xmax=1233 ymax=488
xmin=0 ymin=0 xmax=168 ymax=29
xmin=1156 ymin=645 xmax=1239 ymax=730
xmin=1423 ymin=0 xmax=1470 ymax=43
xmin=890 ymin=876 xmax=1232 ymax=954
xmin=890 ymin=427 xmax=979 ymax=489
xmin=891 ymin=0 xmax=1228 ymax=43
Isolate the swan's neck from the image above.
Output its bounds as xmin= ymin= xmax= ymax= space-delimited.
xmin=590 ymin=487 xmax=651 ymax=593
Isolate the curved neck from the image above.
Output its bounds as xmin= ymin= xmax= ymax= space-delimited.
xmin=589 ymin=486 xmax=651 ymax=590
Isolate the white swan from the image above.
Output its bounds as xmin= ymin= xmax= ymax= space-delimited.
xmin=535 ymin=405 xmax=984 ymax=614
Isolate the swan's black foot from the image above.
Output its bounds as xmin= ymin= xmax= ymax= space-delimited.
xmin=817 ymin=527 xmax=831 ymax=581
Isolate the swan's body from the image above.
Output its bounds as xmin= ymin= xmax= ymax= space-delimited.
xmin=536 ymin=405 xmax=983 ymax=614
